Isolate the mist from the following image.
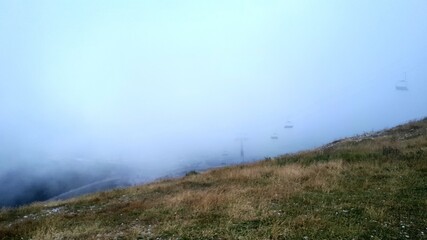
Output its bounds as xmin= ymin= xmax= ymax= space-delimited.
xmin=1 ymin=1 xmax=427 ymax=207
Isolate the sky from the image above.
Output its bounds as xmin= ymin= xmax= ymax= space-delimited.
xmin=1 ymin=1 xmax=427 ymax=205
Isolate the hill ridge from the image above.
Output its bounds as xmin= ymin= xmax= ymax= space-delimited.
xmin=1 ymin=118 xmax=426 ymax=239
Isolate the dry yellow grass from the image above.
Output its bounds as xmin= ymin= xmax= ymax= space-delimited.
xmin=32 ymin=219 xmax=102 ymax=240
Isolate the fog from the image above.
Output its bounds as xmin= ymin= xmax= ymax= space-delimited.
xmin=1 ymin=1 xmax=427 ymax=207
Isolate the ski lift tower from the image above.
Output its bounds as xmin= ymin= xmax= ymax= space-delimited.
xmin=236 ymin=137 xmax=248 ymax=162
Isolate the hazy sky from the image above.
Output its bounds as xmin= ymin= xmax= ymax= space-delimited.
xmin=1 ymin=0 xmax=427 ymax=172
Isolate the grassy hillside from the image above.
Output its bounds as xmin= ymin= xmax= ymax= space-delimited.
xmin=1 ymin=119 xmax=427 ymax=239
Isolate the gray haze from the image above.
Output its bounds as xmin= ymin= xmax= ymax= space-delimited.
xmin=1 ymin=1 xmax=427 ymax=206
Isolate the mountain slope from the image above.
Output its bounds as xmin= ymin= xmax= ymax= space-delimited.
xmin=1 ymin=118 xmax=427 ymax=239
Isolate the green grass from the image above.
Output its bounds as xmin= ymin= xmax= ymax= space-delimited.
xmin=1 ymin=118 xmax=427 ymax=239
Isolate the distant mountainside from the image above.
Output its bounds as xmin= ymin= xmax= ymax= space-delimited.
xmin=0 ymin=160 xmax=133 ymax=208
xmin=1 ymin=118 xmax=426 ymax=239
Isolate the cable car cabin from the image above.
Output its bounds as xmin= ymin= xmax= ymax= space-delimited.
xmin=395 ymin=80 xmax=408 ymax=91
xmin=395 ymin=72 xmax=408 ymax=91
xmin=284 ymin=121 xmax=293 ymax=129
